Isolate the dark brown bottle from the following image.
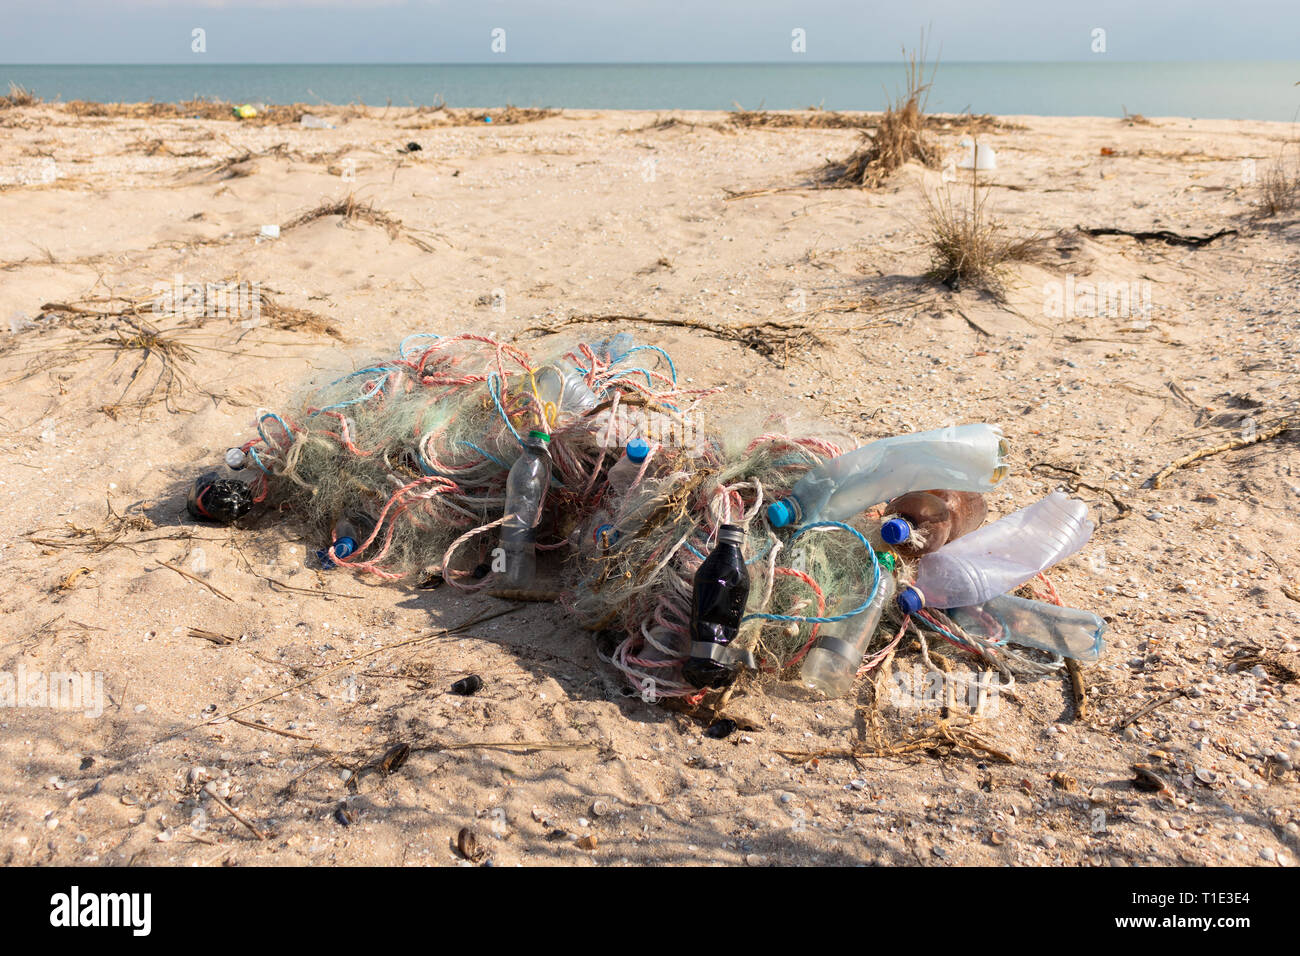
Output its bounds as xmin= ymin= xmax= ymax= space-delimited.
xmin=880 ymin=489 xmax=987 ymax=556
xmin=683 ymin=525 xmax=750 ymax=689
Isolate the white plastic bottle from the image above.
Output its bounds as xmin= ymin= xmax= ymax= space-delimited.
xmin=949 ymin=594 xmax=1106 ymax=662
xmin=590 ymin=439 xmax=652 ymax=551
xmin=896 ymin=491 xmax=1093 ymax=613
xmin=801 ymin=553 xmax=897 ymax=696
xmin=606 ymin=438 xmax=650 ymax=497
xmin=767 ymin=424 xmax=1008 ymax=528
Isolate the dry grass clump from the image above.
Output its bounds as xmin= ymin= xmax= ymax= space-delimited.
xmin=0 ymin=82 xmax=39 ymax=109
xmin=1254 ymin=149 xmax=1300 ymax=218
xmin=1122 ymin=107 xmax=1154 ymax=127
xmin=819 ymin=43 xmax=941 ymax=188
xmin=283 ymin=194 xmax=402 ymax=235
xmin=732 ymin=107 xmax=878 ymax=130
xmin=257 ymin=292 xmax=344 ymax=341
xmin=281 ymin=194 xmax=437 ymax=251
xmin=923 ymin=175 xmax=1045 ymax=297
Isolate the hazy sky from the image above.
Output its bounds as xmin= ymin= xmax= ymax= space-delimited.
xmin=2 ymin=0 xmax=1298 ymax=63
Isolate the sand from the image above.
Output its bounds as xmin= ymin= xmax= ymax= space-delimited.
xmin=0 ymin=102 xmax=1297 ymax=867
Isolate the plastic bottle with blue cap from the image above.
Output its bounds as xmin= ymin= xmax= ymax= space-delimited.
xmin=879 ymin=489 xmax=987 ymax=557
xmin=317 ymin=515 xmax=375 ymax=569
xmin=895 ymin=491 xmax=1093 ymax=614
xmin=591 ymin=439 xmax=652 ymax=551
xmin=501 ymin=430 xmax=553 ymax=587
xmin=767 ymin=424 xmax=1008 ymax=529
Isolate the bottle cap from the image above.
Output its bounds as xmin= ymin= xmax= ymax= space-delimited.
xmin=716 ymin=524 xmax=746 ymax=546
xmin=333 ymin=537 xmax=357 ymax=559
xmin=528 ymin=430 xmax=551 ymax=443
xmin=896 ymin=586 xmax=925 ymax=615
xmin=875 ymin=551 xmax=896 ymax=573
xmin=879 ymin=517 xmax=913 ymax=545
xmin=224 ymin=447 xmax=247 ymax=470
xmin=767 ymin=498 xmax=798 ymax=529
xmin=625 ymin=437 xmax=650 ymax=463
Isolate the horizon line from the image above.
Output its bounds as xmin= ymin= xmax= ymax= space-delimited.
xmin=6 ymin=59 xmax=1300 ymax=67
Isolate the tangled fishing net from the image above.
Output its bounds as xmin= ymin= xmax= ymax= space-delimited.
xmin=233 ymin=330 xmax=1079 ymax=705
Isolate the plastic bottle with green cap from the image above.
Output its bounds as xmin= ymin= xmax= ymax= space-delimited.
xmin=501 ymin=430 xmax=552 ymax=587
xmin=800 ymin=551 xmax=897 ymax=697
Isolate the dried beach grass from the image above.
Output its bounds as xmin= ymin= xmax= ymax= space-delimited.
xmin=61 ymin=99 xmax=308 ymax=124
xmin=1254 ymin=148 xmax=1300 ymax=218
xmin=819 ymin=40 xmax=941 ymax=188
xmin=282 ymin=194 xmax=437 ymax=251
xmin=405 ymin=101 xmax=559 ymax=127
xmin=923 ymin=174 xmax=1045 ymax=298
xmin=0 ymin=82 xmax=39 ymax=109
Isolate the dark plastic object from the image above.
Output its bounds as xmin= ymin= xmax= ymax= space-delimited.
xmin=451 ymin=675 xmax=483 ymax=696
xmin=186 ymin=472 xmax=252 ymax=524
xmin=683 ymin=525 xmax=750 ymax=690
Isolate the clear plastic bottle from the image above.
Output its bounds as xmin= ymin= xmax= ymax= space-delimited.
xmin=880 ymin=489 xmax=988 ymax=557
xmin=591 ymin=438 xmax=652 ymax=551
xmin=896 ymin=491 xmax=1093 ymax=613
xmin=949 ymin=594 xmax=1106 ymax=662
xmin=767 ymin=424 xmax=1008 ymax=528
xmin=531 ymin=361 xmax=598 ymax=424
xmin=801 ymin=552 xmax=897 ymax=696
xmin=607 ymin=438 xmax=650 ymax=497
xmin=501 ymin=430 xmax=553 ymax=587
xmin=186 ymin=447 xmax=254 ymax=524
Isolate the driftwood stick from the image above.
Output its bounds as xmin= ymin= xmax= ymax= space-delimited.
xmin=1152 ymin=421 xmax=1292 ymax=488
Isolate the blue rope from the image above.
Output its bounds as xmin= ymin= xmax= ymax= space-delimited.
xmin=918 ymin=612 xmax=987 ymax=650
xmin=687 ymin=534 xmax=773 ymax=566
xmin=605 ymin=365 xmax=655 ymax=388
xmin=398 ymin=332 xmax=441 ymax=357
xmin=741 ymin=521 xmax=881 ymax=625
xmin=457 ymin=440 xmax=508 ymax=470
xmin=257 ymin=412 xmax=293 ymax=448
xmin=623 ymin=344 xmax=677 ymax=385
xmin=316 ymin=372 xmax=390 ymax=413
xmin=324 ymin=365 xmax=390 ymax=387
xmin=487 ymin=373 xmax=523 ymax=445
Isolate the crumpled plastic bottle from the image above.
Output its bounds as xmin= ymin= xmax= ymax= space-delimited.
xmin=767 ymin=424 xmax=1008 ymax=528
xmin=896 ymin=491 xmax=1093 ymax=612
xmin=501 ymin=430 xmax=553 ymax=587
xmin=949 ymin=593 xmax=1106 ymax=662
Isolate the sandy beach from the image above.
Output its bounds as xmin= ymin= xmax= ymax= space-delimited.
xmin=0 ymin=101 xmax=1297 ymax=867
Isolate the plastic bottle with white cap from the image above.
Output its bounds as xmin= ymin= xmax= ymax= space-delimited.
xmin=186 ymin=447 xmax=255 ymax=524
